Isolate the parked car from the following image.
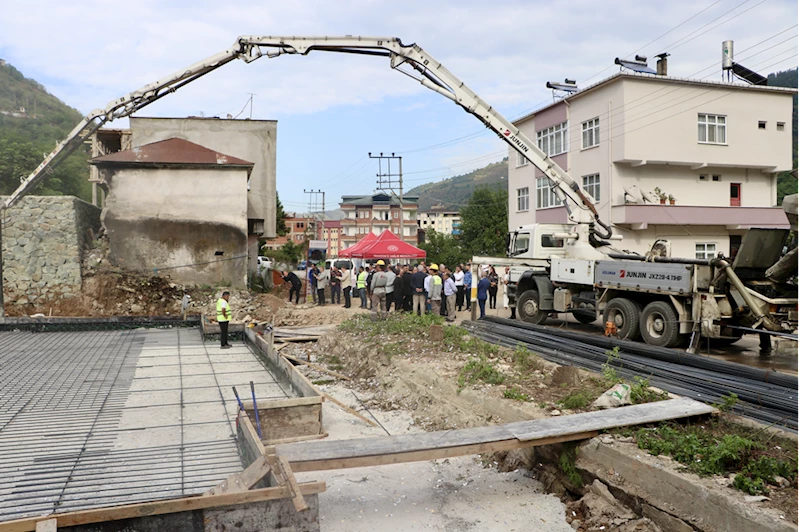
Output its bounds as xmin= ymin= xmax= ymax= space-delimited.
xmin=257 ymin=256 xmax=273 ymax=271
xmin=298 ymin=260 xmax=307 ymax=270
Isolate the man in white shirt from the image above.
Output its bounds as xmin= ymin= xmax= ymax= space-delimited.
xmin=443 ymin=272 xmax=457 ymax=322
xmin=454 ymin=264 xmax=465 ymax=311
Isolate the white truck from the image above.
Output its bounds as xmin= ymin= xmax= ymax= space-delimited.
xmin=490 ymin=216 xmax=798 ymax=350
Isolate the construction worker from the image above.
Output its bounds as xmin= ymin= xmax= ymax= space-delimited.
xmin=356 ymin=266 xmax=368 ymax=308
xmin=425 ymin=263 xmax=443 ymax=315
xmin=370 ymin=260 xmax=389 ymax=319
xmin=216 ymin=291 xmax=231 ymax=349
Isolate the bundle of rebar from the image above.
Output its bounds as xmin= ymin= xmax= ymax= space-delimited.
xmin=464 ymin=317 xmax=798 ymax=431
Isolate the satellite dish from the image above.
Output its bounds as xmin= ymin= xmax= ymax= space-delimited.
xmin=641 ymin=189 xmax=658 ymax=203
xmin=624 ymin=185 xmax=644 ymax=204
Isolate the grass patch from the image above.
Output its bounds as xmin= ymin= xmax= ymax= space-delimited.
xmin=503 ymin=387 xmax=531 ymax=402
xmin=379 ymin=341 xmax=404 ymax=360
xmin=311 ymin=379 xmax=335 ymax=386
xmin=558 ymin=390 xmax=594 ymax=410
xmin=443 ymin=326 xmax=501 ymax=357
xmin=629 ymin=376 xmax=669 ymax=405
xmin=559 ymin=444 xmax=583 ymax=488
xmin=510 ymin=344 xmax=545 ymax=372
xmin=635 ymin=420 xmax=798 ymax=495
xmin=338 ymin=313 xmax=444 ymax=336
xmin=602 ymin=346 xmax=622 ymax=383
xmin=457 ymin=354 xmax=506 ymax=392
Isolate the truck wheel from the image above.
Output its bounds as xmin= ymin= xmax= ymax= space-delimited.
xmin=641 ymin=301 xmax=681 ymax=348
xmin=603 ymin=298 xmax=641 ymax=340
xmin=573 ymin=311 xmax=596 ymax=324
xmin=517 ymin=290 xmax=548 ymax=324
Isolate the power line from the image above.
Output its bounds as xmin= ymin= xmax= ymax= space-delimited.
xmin=655 ymin=0 xmax=757 ymax=54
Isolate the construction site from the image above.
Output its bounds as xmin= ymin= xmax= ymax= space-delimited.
xmin=0 ymin=34 xmax=797 ymax=532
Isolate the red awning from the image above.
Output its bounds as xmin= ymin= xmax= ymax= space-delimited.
xmin=350 ymin=230 xmax=426 ymax=259
xmin=338 ymin=231 xmax=377 ymax=257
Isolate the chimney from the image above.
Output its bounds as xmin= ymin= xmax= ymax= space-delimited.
xmin=656 ymin=53 xmax=669 ymax=76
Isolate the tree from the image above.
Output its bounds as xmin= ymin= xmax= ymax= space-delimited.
xmin=272 ymin=240 xmax=303 ymax=266
xmin=419 ymin=229 xmax=470 ymax=266
xmin=459 ymin=186 xmax=508 ymax=257
xmin=275 ymin=192 xmax=289 ymax=236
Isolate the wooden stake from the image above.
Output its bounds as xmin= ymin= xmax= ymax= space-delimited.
xmin=321 ymin=391 xmax=378 ymax=428
xmin=204 ymin=455 xmax=272 ymax=495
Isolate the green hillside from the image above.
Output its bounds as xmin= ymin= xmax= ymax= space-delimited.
xmin=407 ymin=158 xmax=508 ymax=211
xmin=0 ymin=61 xmax=90 ymax=200
xmin=767 ymin=67 xmax=797 ymax=203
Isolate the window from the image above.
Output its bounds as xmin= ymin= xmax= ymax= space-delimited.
xmin=699 ymin=175 xmax=707 ymax=181
xmin=696 ymin=243 xmax=716 ymax=260
xmin=582 ymin=174 xmax=600 ymax=202
xmin=537 ymin=121 xmax=568 ymax=156
xmin=698 ymin=114 xmax=726 ymax=144
xmin=582 ymin=117 xmax=600 ymax=149
xmin=511 ymin=234 xmax=530 ymax=256
xmin=517 ymin=187 xmax=530 ymax=211
xmin=516 ymin=152 xmax=529 ymax=167
xmin=712 ymin=175 xmax=721 ymax=182
xmin=541 ymin=234 xmax=565 ymax=248
xmin=393 ymin=211 xmax=398 ymax=219
xmin=777 ymin=122 xmax=785 ymax=131
xmin=758 ymin=121 xmax=767 ymax=130
xmin=536 ymin=177 xmax=563 ymax=209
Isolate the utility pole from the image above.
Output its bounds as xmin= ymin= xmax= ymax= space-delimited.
xmin=303 ymin=189 xmax=325 ymax=240
xmin=368 ymin=152 xmax=404 ymax=240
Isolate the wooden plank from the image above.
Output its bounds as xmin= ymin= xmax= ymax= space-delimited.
xmin=0 ymin=482 xmax=327 ymax=532
xmin=204 ymin=455 xmax=272 ymax=495
xmin=277 ymin=456 xmax=308 ymax=512
xmin=283 ymin=431 xmax=599 ymax=473
xmin=241 ymin=396 xmax=322 ymax=410
xmin=281 ymin=354 xmax=351 ymax=381
xmin=248 ymin=329 xmax=319 ymax=398
xmin=34 ymin=520 xmax=56 ymax=532
xmin=238 ymin=411 xmax=266 ymax=457
xmin=265 ymin=432 xmax=329 ymax=445
xmin=507 ymin=397 xmax=715 ymax=441
xmin=275 ymin=336 xmax=321 ymax=343
xmin=321 ymin=391 xmax=378 ymax=428
xmin=275 ymin=399 xmax=715 ymax=474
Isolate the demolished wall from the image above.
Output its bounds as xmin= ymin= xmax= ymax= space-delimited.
xmin=1 ymin=195 xmax=100 ymax=305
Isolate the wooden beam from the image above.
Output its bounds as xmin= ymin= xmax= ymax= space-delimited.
xmin=275 ymin=398 xmax=715 ymax=473
xmin=265 ymin=432 xmax=329 ymax=445
xmin=0 ymin=482 xmax=326 ymax=532
xmin=281 ymin=354 xmax=351 ymax=381
xmin=275 ymin=336 xmax=321 ymax=343
xmin=204 ymin=455 xmax=272 ymax=495
xmin=320 ymin=391 xmax=378 ymax=428
xmin=277 ymin=456 xmax=308 ymax=512
xmin=238 ymin=411 xmax=266 ymax=457
xmin=241 ymin=396 xmax=322 ymax=411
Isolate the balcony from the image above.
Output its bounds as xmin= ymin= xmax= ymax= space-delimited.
xmin=611 ymin=204 xmax=789 ymax=230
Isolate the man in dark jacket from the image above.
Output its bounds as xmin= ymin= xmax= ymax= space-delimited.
xmin=392 ymin=266 xmax=404 ymax=312
xmin=402 ymin=265 xmax=414 ymax=311
xmin=282 ymin=270 xmax=302 ymax=304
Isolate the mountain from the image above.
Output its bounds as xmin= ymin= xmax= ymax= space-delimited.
xmin=406 ymin=158 xmax=508 ymax=211
xmin=0 ymin=61 xmax=90 ymax=200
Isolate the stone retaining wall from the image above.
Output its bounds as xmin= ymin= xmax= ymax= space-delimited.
xmin=1 ymin=196 xmax=101 ymax=305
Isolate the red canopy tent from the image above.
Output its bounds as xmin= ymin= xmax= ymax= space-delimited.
xmin=338 ymin=231 xmax=377 ymax=258
xmin=350 ymin=230 xmax=426 ymax=259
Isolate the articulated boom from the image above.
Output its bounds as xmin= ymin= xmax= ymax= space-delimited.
xmin=5 ymin=35 xmax=608 ymax=239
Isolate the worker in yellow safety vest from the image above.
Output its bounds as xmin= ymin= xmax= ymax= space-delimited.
xmin=216 ymin=291 xmax=231 ymax=349
xmin=356 ymin=267 xmax=368 ymax=309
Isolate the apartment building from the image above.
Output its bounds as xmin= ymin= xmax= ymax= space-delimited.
xmin=323 ymin=220 xmax=342 ymax=257
xmin=508 ymin=71 xmax=795 ymax=259
xmin=261 ymin=213 xmax=319 ymax=251
xmin=339 ymin=193 xmax=419 ymax=250
xmin=417 ymin=204 xmax=462 ymax=236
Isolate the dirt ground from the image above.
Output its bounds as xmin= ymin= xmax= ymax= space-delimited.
xmin=277 ymin=308 xmax=797 ymax=530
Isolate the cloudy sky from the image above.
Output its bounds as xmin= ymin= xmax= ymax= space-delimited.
xmin=1 ymin=0 xmax=796 ymax=212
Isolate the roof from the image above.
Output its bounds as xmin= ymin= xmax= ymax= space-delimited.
xmin=340 ymin=193 xmax=419 ymax=207
xmin=324 ymin=220 xmax=342 ymax=228
xmin=90 ymin=138 xmax=254 ymax=168
xmin=515 ymin=71 xmax=798 ymax=125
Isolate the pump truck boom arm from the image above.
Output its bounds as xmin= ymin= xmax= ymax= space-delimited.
xmin=4 ymin=36 xmax=609 ymax=238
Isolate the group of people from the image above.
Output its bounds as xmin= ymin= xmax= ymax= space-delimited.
xmin=282 ymin=260 xmax=509 ymax=320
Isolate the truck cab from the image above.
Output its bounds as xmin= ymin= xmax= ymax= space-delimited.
xmin=509 ymin=224 xmax=571 ymax=261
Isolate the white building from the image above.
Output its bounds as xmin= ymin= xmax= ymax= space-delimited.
xmin=508 ymin=71 xmax=795 ymax=259
xmin=418 ymin=205 xmax=462 ymax=236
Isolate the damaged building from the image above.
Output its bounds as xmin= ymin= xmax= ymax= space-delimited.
xmin=89 ymin=117 xmax=278 ymax=288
